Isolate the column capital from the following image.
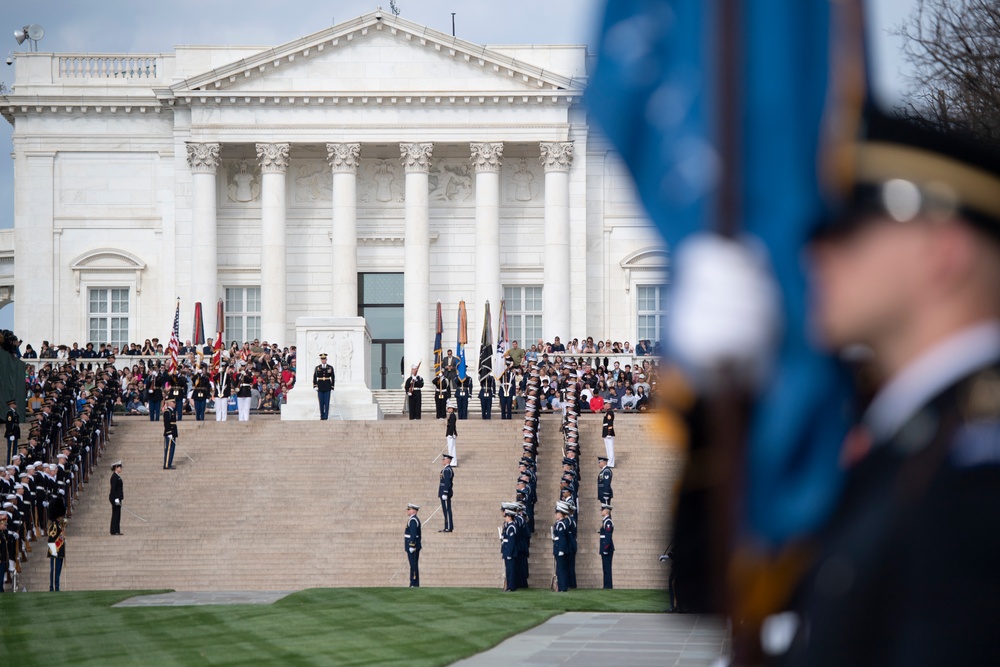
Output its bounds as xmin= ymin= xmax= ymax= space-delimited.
xmin=256 ymin=142 xmax=291 ymax=174
xmin=539 ymin=141 xmax=574 ymax=173
xmin=400 ymin=142 xmax=433 ymax=173
xmin=470 ymin=142 xmax=504 ymax=173
xmin=327 ymin=143 xmax=362 ymax=173
xmin=186 ymin=142 xmax=220 ymax=174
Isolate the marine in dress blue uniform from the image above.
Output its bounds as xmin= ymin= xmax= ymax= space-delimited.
xmin=405 ymin=503 xmax=422 ymax=587
xmin=5 ymin=400 xmax=19 ymax=466
xmin=404 ymin=366 xmax=424 ymax=420
xmin=454 ymin=375 xmax=471 ymax=420
xmin=162 ymin=400 xmax=177 ymax=470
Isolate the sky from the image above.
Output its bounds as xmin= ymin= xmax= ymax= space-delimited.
xmin=0 ymin=0 xmax=918 ymax=329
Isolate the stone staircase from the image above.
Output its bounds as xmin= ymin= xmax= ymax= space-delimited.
xmin=19 ymin=414 xmax=683 ymax=591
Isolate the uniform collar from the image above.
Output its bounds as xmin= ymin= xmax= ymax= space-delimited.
xmin=864 ymin=320 xmax=1000 ymax=443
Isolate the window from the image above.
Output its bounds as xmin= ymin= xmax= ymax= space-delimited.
xmin=636 ymin=284 xmax=667 ymax=344
xmin=503 ymin=285 xmax=543 ymax=345
xmin=89 ymin=288 xmax=129 ymax=347
xmin=225 ymin=287 xmax=261 ymax=346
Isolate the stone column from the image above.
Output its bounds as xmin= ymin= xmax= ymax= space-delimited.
xmin=540 ymin=141 xmax=573 ymax=344
xmin=400 ymin=142 xmax=433 ymax=371
xmin=471 ymin=142 xmax=503 ymax=347
xmin=186 ymin=142 xmax=221 ymax=322
xmin=256 ymin=142 xmax=290 ymax=344
xmin=327 ymin=143 xmax=361 ymax=317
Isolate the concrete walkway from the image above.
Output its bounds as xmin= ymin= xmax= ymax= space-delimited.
xmin=113 ymin=591 xmax=296 ymax=607
xmin=450 ymin=612 xmax=729 ymax=667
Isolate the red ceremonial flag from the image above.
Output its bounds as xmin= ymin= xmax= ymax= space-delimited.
xmin=192 ymin=302 xmax=205 ymax=346
xmin=211 ymin=298 xmax=225 ymax=380
xmin=167 ymin=299 xmax=180 ymax=374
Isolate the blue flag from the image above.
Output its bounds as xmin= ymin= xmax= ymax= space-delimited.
xmin=587 ymin=0 xmax=855 ymax=545
xmin=456 ymin=300 xmax=468 ymax=381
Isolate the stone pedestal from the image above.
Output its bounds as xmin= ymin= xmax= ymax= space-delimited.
xmin=281 ymin=317 xmax=382 ymax=420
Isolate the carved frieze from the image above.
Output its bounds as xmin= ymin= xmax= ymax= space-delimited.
xmin=358 ymin=159 xmax=404 ymax=204
xmin=224 ymin=158 xmax=261 ymax=204
xmin=428 ymin=159 xmax=475 ymax=203
xmin=293 ymin=160 xmax=333 ymax=204
xmin=503 ymin=158 xmax=543 ymax=203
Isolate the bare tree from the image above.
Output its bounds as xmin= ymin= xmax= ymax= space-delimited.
xmin=894 ymin=0 xmax=1000 ymax=141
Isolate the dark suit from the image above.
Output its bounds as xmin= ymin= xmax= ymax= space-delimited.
xmin=109 ymin=471 xmax=123 ymax=534
xmin=313 ymin=364 xmax=335 ymax=420
xmin=405 ymin=374 xmax=424 ymax=419
xmin=780 ymin=362 xmax=1000 ymax=667
xmin=405 ymin=514 xmax=422 ymax=587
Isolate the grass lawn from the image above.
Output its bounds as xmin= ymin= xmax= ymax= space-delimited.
xmin=0 ymin=587 xmax=668 ymax=666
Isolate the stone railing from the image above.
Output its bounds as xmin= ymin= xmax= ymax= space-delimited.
xmin=58 ymin=55 xmax=159 ymax=79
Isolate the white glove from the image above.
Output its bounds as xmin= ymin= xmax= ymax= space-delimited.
xmin=668 ymin=232 xmax=781 ymax=391
xmin=441 ymin=495 xmax=447 ymax=500
xmin=8 ymin=560 xmax=14 ymax=572
xmin=408 ymin=548 xmax=415 ymax=553
xmin=114 ymin=499 xmax=121 ymax=506
xmin=558 ymin=551 xmax=564 ymax=557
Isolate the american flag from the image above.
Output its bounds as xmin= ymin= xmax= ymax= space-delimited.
xmin=168 ymin=299 xmax=180 ymax=374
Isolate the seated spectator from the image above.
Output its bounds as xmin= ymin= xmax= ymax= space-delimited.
xmin=126 ymin=396 xmax=148 ymax=415
xmin=260 ymin=390 xmax=276 ymax=412
xmin=22 ymin=344 xmax=37 ymax=359
xmin=607 ymin=386 xmax=622 ymax=410
xmin=636 ymin=339 xmax=651 ymax=356
xmin=589 ymin=393 xmax=605 ymax=413
xmin=622 ymin=341 xmax=633 ymax=355
xmin=551 ymin=336 xmax=566 ymax=353
xmin=525 ymin=344 xmax=538 ymax=364
xmin=633 ymin=373 xmax=651 ymax=396
xmin=621 ymin=387 xmax=638 ymax=411
xmin=635 ymin=385 xmax=650 ymax=411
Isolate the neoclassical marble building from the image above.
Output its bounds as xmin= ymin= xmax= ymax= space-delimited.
xmin=2 ymin=10 xmax=665 ymax=390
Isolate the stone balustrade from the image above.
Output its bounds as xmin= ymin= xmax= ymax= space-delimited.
xmin=58 ymin=55 xmax=159 ymax=79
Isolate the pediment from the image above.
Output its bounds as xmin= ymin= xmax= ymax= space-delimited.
xmin=620 ymin=247 xmax=669 ymax=270
xmin=70 ymin=249 xmax=146 ymax=271
xmin=168 ymin=11 xmax=578 ymax=97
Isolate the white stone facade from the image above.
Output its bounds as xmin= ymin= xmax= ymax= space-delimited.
xmin=2 ymin=11 xmax=665 ymax=384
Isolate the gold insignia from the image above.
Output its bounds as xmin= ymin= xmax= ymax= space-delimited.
xmin=963 ymin=370 xmax=1000 ymax=420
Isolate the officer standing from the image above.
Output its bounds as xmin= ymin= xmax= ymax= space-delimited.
xmin=109 ymin=460 xmax=123 ymax=535
xmin=438 ymin=455 xmax=454 ymax=532
xmin=147 ymin=371 xmax=163 ymax=422
xmin=454 ymin=374 xmax=471 ymax=419
xmin=4 ymin=399 xmax=19 ymax=466
xmin=501 ymin=508 xmax=518 ymax=591
xmin=479 ymin=373 xmax=496 ymax=419
xmin=191 ymin=367 xmax=211 ymax=421
xmin=445 ymin=400 xmax=458 ymax=466
xmin=599 ymin=503 xmax=614 ymax=589
xmin=167 ymin=372 xmax=186 ymax=421
xmin=405 ymin=365 xmax=424 ymax=420
xmin=598 ymin=456 xmax=614 ymax=505
xmin=433 ymin=372 xmax=450 ymax=420
xmin=162 ymin=399 xmax=177 ymax=470
xmin=404 ymin=503 xmax=421 ymax=587
xmin=47 ymin=517 xmax=66 ymax=592
xmin=499 ymin=362 xmax=515 ymax=420
xmin=313 ymin=353 xmax=335 ymax=420
xmin=552 ymin=502 xmax=570 ymax=592
xmin=213 ymin=363 xmax=234 ymax=421
xmin=236 ymin=366 xmax=253 ymax=422
xmin=601 ymin=406 xmax=616 ymax=467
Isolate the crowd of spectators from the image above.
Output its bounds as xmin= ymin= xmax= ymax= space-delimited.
xmin=21 ymin=338 xmax=297 ymax=418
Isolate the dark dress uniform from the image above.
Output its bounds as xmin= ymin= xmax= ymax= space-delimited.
xmin=499 ymin=369 xmax=515 ymax=420
xmin=405 ymin=373 xmax=424 ymax=420
xmin=598 ymin=464 xmax=614 ymax=504
xmin=47 ymin=519 xmax=65 ymax=592
xmin=502 ymin=517 xmax=518 ymax=591
xmin=439 ymin=464 xmax=454 ymax=531
xmin=313 ymin=362 xmax=335 ymax=420
xmin=454 ymin=376 xmax=471 ymax=419
xmin=433 ymin=375 xmax=450 ymax=420
xmin=162 ymin=405 xmax=177 ymax=469
xmin=191 ymin=373 xmax=211 ymax=421
xmin=479 ymin=375 xmax=496 ymax=419
xmin=148 ymin=374 xmax=164 ymax=421
xmin=405 ymin=512 xmax=422 ymax=587
xmin=109 ymin=469 xmax=123 ymax=534
xmin=553 ymin=515 xmax=570 ymax=592
xmin=5 ymin=403 xmax=19 ymax=466
xmin=779 ymin=363 xmax=1000 ymax=667
xmin=167 ymin=374 xmax=186 ymax=420
xmin=600 ymin=512 xmax=615 ymax=589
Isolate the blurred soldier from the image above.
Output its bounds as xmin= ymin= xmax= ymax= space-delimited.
xmin=599 ymin=503 xmax=615 ymax=589
xmin=5 ymin=399 xmax=19 ymax=466
xmin=313 ymin=353 xmax=335 ymax=420
xmin=552 ymin=503 xmax=570 ymax=592
xmin=47 ymin=517 xmax=66 ymax=591
xmin=236 ymin=366 xmax=254 ymax=422
xmin=162 ymin=399 xmax=177 ymax=470
xmin=601 ymin=406 xmax=616 ymax=467
xmin=405 ymin=503 xmax=422 ymax=587
xmin=501 ymin=508 xmax=518 ymax=591
xmin=0 ymin=513 xmax=9 ymax=592
xmin=598 ymin=456 xmax=614 ymax=505
xmin=479 ymin=372 xmax=496 ymax=419
xmin=439 ymin=455 xmax=454 ymax=532
xmin=167 ymin=371 xmax=186 ymax=421
xmin=147 ymin=370 xmax=164 ymax=422
xmin=109 ymin=461 xmax=123 ymax=535
xmin=405 ymin=365 xmax=424 ymax=420
xmin=213 ymin=363 xmax=234 ymax=422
